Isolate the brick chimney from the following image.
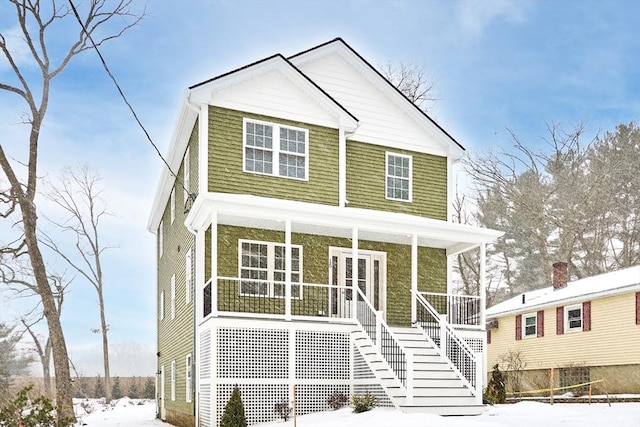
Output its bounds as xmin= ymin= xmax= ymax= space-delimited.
xmin=552 ymin=262 xmax=568 ymax=289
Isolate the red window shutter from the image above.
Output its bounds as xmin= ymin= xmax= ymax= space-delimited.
xmin=636 ymin=292 xmax=640 ymax=325
xmin=583 ymin=301 xmax=591 ymax=331
xmin=487 ymin=329 xmax=492 ymax=344
xmin=515 ymin=314 xmax=522 ymax=340
xmin=537 ymin=310 xmax=544 ymax=337
xmin=556 ymin=306 xmax=564 ymax=335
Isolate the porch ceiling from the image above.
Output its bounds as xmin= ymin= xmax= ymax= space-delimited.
xmin=186 ymin=193 xmax=503 ymax=253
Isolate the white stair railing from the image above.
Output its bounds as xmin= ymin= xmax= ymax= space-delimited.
xmin=413 ymin=290 xmax=481 ymax=398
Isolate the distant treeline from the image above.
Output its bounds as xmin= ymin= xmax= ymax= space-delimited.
xmin=13 ymin=376 xmax=156 ymax=400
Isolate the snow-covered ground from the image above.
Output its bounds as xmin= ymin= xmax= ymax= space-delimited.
xmin=74 ymin=398 xmax=640 ymax=427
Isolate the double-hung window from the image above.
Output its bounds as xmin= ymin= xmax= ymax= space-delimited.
xmin=243 ymin=119 xmax=308 ymax=180
xmin=523 ymin=313 xmax=537 ymax=337
xmin=566 ymin=305 xmax=582 ymax=331
xmin=183 ymin=147 xmax=190 ymax=203
xmin=239 ymin=240 xmax=302 ymax=298
xmin=185 ymin=354 xmax=192 ymax=403
xmin=386 ymin=152 xmax=412 ymax=201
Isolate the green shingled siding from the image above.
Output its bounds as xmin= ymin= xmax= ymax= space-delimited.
xmin=346 ymin=140 xmax=448 ymax=220
xmin=214 ymin=226 xmax=446 ymax=326
xmin=156 ymin=121 xmax=198 ymax=423
xmin=208 ymin=106 xmax=339 ymax=205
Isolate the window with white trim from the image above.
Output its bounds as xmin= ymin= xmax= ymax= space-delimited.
xmin=170 ymin=360 xmax=176 ymax=401
xmin=159 ymin=290 xmax=165 ymax=320
xmin=566 ymin=305 xmax=582 ymax=331
xmin=159 ymin=220 xmax=164 ymax=258
xmin=170 ymin=188 xmax=175 ymax=224
xmin=185 ymin=354 xmax=192 ymax=403
xmin=386 ymin=152 xmax=412 ymax=201
xmin=239 ymin=240 xmax=302 ymax=298
xmin=523 ymin=313 xmax=537 ymax=337
xmin=243 ymin=119 xmax=308 ymax=180
xmin=170 ymin=274 xmax=176 ymax=320
xmin=185 ymin=249 xmax=192 ymax=304
xmin=183 ymin=146 xmax=190 ymax=203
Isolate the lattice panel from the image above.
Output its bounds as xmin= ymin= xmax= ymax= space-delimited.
xmin=465 ymin=338 xmax=484 ymax=354
xmin=296 ymin=384 xmax=351 ymax=415
xmin=199 ymin=384 xmax=211 ymax=427
xmin=217 ymin=328 xmax=288 ymax=378
xmin=216 ymin=384 xmax=288 ymax=426
xmin=353 ymin=345 xmax=375 ymax=379
xmin=200 ymin=329 xmax=211 ymax=380
xmin=295 ymin=330 xmax=350 ymax=379
xmin=353 ymin=384 xmax=394 ymax=408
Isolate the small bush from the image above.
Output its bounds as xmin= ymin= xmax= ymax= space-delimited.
xmin=484 ymin=363 xmax=506 ymax=404
xmin=274 ymin=401 xmax=292 ymax=421
xmin=0 ymin=385 xmax=74 ymax=427
xmin=220 ymin=385 xmax=247 ymax=427
xmin=350 ymin=392 xmax=377 ymax=413
xmin=327 ymin=392 xmax=348 ymax=410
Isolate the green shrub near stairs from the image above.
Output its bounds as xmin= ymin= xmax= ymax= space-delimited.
xmin=484 ymin=363 xmax=507 ymax=404
xmin=351 ymin=392 xmax=377 ymax=413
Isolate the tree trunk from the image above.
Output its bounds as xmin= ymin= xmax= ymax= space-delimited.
xmin=99 ymin=290 xmax=111 ymax=403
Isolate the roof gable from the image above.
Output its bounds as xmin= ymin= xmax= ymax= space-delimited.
xmin=188 ymin=53 xmax=358 ymax=131
xmin=289 ymin=38 xmax=465 ymax=159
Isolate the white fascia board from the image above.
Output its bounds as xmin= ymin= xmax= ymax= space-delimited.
xmin=147 ymin=97 xmax=198 ymax=233
xmin=486 ymin=282 xmax=640 ymax=319
xmin=188 ymin=55 xmax=358 ymax=132
xmin=290 ymin=41 xmax=464 ymax=160
xmin=184 ymin=193 xmax=503 ymax=250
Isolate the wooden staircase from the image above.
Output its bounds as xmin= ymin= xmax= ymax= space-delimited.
xmin=352 ymin=326 xmax=485 ymax=416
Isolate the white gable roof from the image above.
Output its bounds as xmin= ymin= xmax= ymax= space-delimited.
xmin=486 ymin=265 xmax=640 ymax=318
xmin=289 ymin=38 xmax=465 ymax=159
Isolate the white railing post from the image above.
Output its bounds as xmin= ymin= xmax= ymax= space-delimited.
xmin=440 ymin=319 xmax=447 ymax=358
xmin=211 ymin=211 xmax=218 ymax=317
xmin=406 ymin=353 xmax=414 ymax=404
xmin=352 ymin=227 xmax=359 ymax=320
xmin=480 ymin=243 xmax=487 ymax=328
xmin=475 ymin=354 xmax=483 ymax=402
xmin=375 ymin=310 xmax=383 ymax=351
xmin=211 ymin=279 xmax=218 ymax=317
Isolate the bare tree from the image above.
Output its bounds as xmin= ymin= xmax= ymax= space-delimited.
xmin=0 ymin=0 xmax=142 ymax=420
xmin=41 ymin=165 xmax=113 ymax=402
xmin=382 ymin=61 xmax=438 ymax=112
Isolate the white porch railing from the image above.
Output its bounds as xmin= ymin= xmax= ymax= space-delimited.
xmin=414 ymin=291 xmax=481 ymax=398
xmin=421 ymin=292 xmax=482 ymax=328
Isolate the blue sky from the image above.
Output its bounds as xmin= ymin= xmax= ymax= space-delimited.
xmin=0 ymin=0 xmax=638 ymax=376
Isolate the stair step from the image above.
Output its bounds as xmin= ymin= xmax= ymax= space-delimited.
xmin=396 ymin=395 xmax=478 ymax=406
xmin=398 ymin=404 xmax=485 ymax=416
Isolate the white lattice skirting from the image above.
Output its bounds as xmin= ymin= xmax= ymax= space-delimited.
xmin=197 ymin=318 xmax=392 ymax=427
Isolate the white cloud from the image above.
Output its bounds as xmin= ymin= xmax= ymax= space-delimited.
xmin=456 ymin=0 xmax=530 ymax=37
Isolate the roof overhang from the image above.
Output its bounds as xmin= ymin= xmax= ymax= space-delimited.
xmin=185 ymin=193 xmax=503 ymax=254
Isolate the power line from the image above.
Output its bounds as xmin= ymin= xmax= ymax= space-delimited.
xmin=68 ymin=0 xmax=191 ymax=200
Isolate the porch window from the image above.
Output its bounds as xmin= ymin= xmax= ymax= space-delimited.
xmin=386 ymin=152 xmax=412 ymax=201
xmin=239 ymin=240 xmax=302 ymax=298
xmin=566 ymin=305 xmax=582 ymax=331
xmin=523 ymin=313 xmax=537 ymax=337
xmin=243 ymin=119 xmax=308 ymax=180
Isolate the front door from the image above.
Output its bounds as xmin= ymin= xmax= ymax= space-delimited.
xmin=330 ymin=249 xmax=385 ymax=318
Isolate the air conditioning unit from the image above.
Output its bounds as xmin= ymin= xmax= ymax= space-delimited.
xmin=487 ymin=319 xmax=499 ymax=329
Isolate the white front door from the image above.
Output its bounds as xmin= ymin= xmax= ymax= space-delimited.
xmin=329 ymin=249 xmax=386 ymax=318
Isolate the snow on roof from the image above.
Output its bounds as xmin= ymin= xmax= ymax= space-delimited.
xmin=486 ymin=265 xmax=640 ymax=318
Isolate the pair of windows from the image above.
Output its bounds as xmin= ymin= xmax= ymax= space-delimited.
xmin=515 ymin=302 xmax=592 ymax=340
xmin=159 ymin=248 xmax=193 ymax=321
xmin=169 ymin=355 xmax=193 ymax=403
xmin=239 ymin=240 xmax=302 ymax=298
xmin=243 ymin=119 xmax=414 ymax=203
xmin=244 ymin=119 xmax=308 ymax=180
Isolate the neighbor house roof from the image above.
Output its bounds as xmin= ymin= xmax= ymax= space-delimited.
xmin=486 ymin=265 xmax=640 ymax=319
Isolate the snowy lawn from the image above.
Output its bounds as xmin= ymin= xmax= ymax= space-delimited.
xmin=75 ymin=399 xmax=640 ymax=427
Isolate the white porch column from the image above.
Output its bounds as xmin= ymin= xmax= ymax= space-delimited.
xmin=411 ymin=234 xmax=418 ymax=324
xmin=339 ymin=129 xmax=347 ymax=208
xmin=285 ymin=218 xmax=292 ymax=321
xmin=211 ymin=211 xmax=218 ymax=317
xmin=352 ymin=227 xmax=359 ymax=319
xmin=194 ymin=226 xmax=205 ymax=425
xmin=479 ymin=242 xmax=487 ymax=327
xmin=446 ymin=253 xmax=454 ymax=295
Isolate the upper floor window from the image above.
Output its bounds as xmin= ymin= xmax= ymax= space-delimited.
xmin=239 ymin=240 xmax=302 ymax=298
xmin=243 ymin=119 xmax=308 ymax=180
xmin=566 ymin=305 xmax=582 ymax=331
xmin=170 ymin=188 xmax=175 ymax=224
xmin=386 ymin=152 xmax=412 ymax=202
xmin=524 ymin=313 xmax=537 ymax=337
xmin=159 ymin=220 xmax=164 ymax=258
